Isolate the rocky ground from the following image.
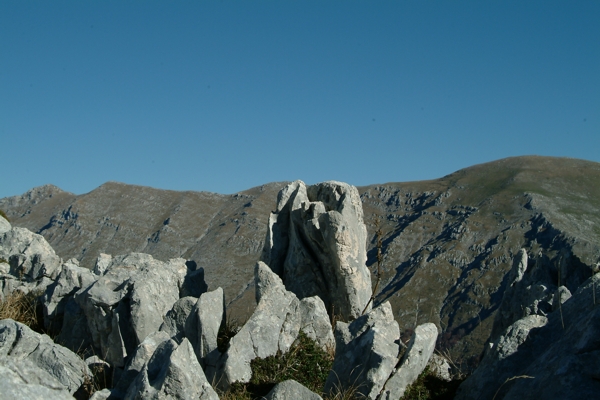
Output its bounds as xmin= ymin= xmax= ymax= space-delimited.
xmin=2 ymin=155 xmax=600 ymax=367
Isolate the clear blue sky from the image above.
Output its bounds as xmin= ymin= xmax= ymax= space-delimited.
xmin=1 ymin=1 xmax=599 ymax=198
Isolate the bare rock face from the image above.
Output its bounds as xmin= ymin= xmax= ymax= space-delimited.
xmin=379 ymin=323 xmax=438 ymax=399
xmin=0 ymin=356 xmax=74 ymax=400
xmin=217 ymin=262 xmax=302 ymax=389
xmin=184 ymin=287 xmax=226 ymax=371
xmin=124 ymin=338 xmax=218 ymax=400
xmin=457 ymin=271 xmax=600 ymax=399
xmin=0 ymin=213 xmax=10 ymax=234
xmin=42 ymin=258 xmax=96 ymax=336
xmin=262 ymin=180 xmax=372 ymax=321
xmin=159 ymin=296 xmax=198 ymax=343
xmin=0 ymin=227 xmax=63 ymax=298
xmin=111 ymin=331 xmax=171 ymax=399
xmin=265 ymin=379 xmax=323 ymax=400
xmin=0 ymin=319 xmax=90 ymax=395
xmin=324 ymin=301 xmax=400 ymax=400
xmin=73 ymin=253 xmax=192 ymax=367
xmin=216 ymin=261 xmax=335 ymax=390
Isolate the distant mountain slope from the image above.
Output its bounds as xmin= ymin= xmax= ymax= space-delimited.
xmin=2 ymin=156 xmax=599 ymax=364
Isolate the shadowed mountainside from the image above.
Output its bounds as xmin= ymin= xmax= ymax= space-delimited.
xmin=2 ymin=156 xmax=599 ymax=364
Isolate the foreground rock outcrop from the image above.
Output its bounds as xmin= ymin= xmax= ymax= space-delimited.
xmin=262 ymin=180 xmax=372 ymax=321
xmin=4 ymin=172 xmax=600 ymax=399
xmin=456 ymin=251 xmax=600 ymax=399
xmin=215 ymin=261 xmax=334 ymax=389
xmin=1 ymin=224 xmax=63 ymax=299
xmin=0 ymin=319 xmax=90 ymax=395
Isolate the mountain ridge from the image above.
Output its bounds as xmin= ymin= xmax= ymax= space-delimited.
xmin=2 ymin=155 xmax=599 ymax=364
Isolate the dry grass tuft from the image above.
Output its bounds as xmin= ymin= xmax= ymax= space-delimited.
xmin=0 ymin=289 xmax=44 ymax=332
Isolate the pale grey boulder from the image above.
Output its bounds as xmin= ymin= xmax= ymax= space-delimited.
xmin=128 ymin=256 xmax=188 ymax=344
xmin=159 ymin=296 xmax=197 ymax=343
xmin=265 ymin=379 xmax=323 ymax=400
xmin=262 ymin=180 xmax=372 ymax=321
xmin=124 ymin=338 xmax=218 ymax=400
xmin=379 ymin=323 xmax=438 ymax=399
xmin=0 ymin=227 xmax=63 ymax=299
xmin=0 ymin=319 xmax=90 ymax=394
xmin=112 ymin=331 xmax=171 ymax=399
xmin=0 ymin=213 xmax=10 ymax=233
xmin=93 ymin=253 xmax=112 ymax=275
xmin=552 ymin=285 xmax=572 ymax=310
xmin=42 ymin=258 xmax=96 ymax=335
xmin=74 ymin=253 xmax=188 ymax=367
xmin=0 ymin=227 xmax=62 ymax=282
xmin=427 ymin=353 xmax=452 ymax=382
xmin=184 ymin=287 xmax=225 ymax=369
xmin=217 ymin=262 xmax=302 ymax=389
xmin=90 ymin=388 xmax=112 ymax=400
xmin=324 ymin=301 xmax=400 ymax=399
xmin=0 ymin=356 xmax=75 ymax=400
xmin=299 ymin=296 xmax=335 ymax=352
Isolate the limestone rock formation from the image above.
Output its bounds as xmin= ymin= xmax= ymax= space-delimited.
xmin=0 ymin=227 xmax=62 ymax=298
xmin=379 ymin=323 xmax=438 ymax=399
xmin=0 ymin=319 xmax=90 ymax=394
xmin=111 ymin=331 xmax=171 ymax=399
xmin=217 ymin=261 xmax=303 ymax=388
xmin=456 ymin=271 xmax=600 ymax=399
xmin=262 ymin=180 xmax=372 ymax=321
xmin=265 ymin=379 xmax=323 ymax=400
xmin=217 ymin=261 xmax=335 ymax=389
xmin=184 ymin=287 xmax=226 ymax=370
xmin=324 ymin=301 xmax=400 ymax=399
xmin=124 ymin=338 xmax=218 ymax=400
xmin=160 ymin=296 xmax=198 ymax=343
xmin=42 ymin=258 xmax=96 ymax=335
xmin=73 ymin=253 xmax=196 ymax=367
xmin=0 ymin=356 xmax=74 ymax=400
xmin=0 ymin=213 xmax=10 ymax=234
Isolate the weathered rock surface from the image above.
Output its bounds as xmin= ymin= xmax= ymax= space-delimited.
xmin=4 ymin=157 xmax=600 ymax=363
xmin=0 ymin=227 xmax=63 ymax=298
xmin=0 ymin=213 xmax=10 ymax=234
xmin=159 ymin=296 xmax=197 ymax=343
xmin=265 ymin=379 xmax=323 ymax=400
xmin=489 ymin=249 xmax=555 ymax=344
xmin=0 ymin=356 xmax=75 ymax=400
xmin=184 ymin=287 xmax=225 ymax=370
xmin=456 ymin=272 xmax=600 ymax=400
xmin=111 ymin=331 xmax=171 ymax=399
xmin=217 ymin=262 xmax=302 ymax=388
xmin=428 ymin=353 xmax=452 ymax=382
xmin=124 ymin=338 xmax=218 ymax=400
xmin=216 ymin=261 xmax=335 ymax=390
xmin=42 ymin=258 xmax=96 ymax=336
xmin=73 ymin=253 xmax=193 ymax=367
xmin=298 ymin=296 xmax=335 ymax=351
xmin=262 ymin=180 xmax=372 ymax=321
xmin=324 ymin=301 xmax=400 ymax=399
xmin=379 ymin=322 xmax=438 ymax=399
xmin=0 ymin=319 xmax=90 ymax=394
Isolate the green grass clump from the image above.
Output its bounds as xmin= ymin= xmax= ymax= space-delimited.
xmin=222 ymin=331 xmax=334 ymax=399
xmin=403 ymin=367 xmax=464 ymax=400
xmin=0 ymin=209 xmax=8 ymax=222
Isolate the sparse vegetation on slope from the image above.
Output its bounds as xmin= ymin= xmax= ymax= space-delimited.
xmin=0 ymin=289 xmax=44 ymax=333
xmin=221 ymin=331 xmax=334 ymax=399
